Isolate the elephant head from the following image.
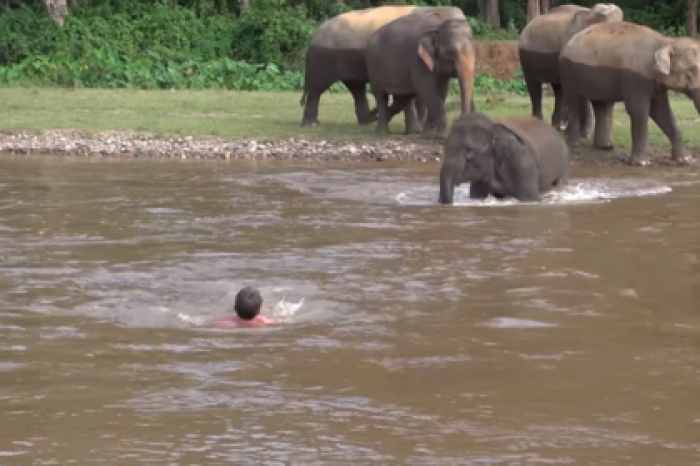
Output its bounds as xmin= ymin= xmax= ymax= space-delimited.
xmin=439 ymin=112 xmax=512 ymax=204
xmin=654 ymin=38 xmax=700 ymax=113
xmin=566 ymin=3 xmax=623 ymax=42
xmin=417 ymin=19 xmax=475 ymax=115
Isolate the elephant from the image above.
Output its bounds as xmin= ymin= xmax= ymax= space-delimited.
xmin=300 ymin=5 xmax=466 ymax=128
xmin=438 ymin=113 xmax=570 ymax=204
xmin=517 ymin=3 xmax=623 ymax=134
xmin=559 ymin=21 xmax=700 ymax=165
xmin=366 ymin=15 xmax=475 ymax=139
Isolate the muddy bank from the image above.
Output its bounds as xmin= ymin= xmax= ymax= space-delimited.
xmin=475 ymin=41 xmax=521 ymax=82
xmin=0 ymin=129 xmax=695 ymax=166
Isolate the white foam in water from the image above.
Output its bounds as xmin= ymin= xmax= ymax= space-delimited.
xmin=272 ymin=297 xmax=305 ymax=318
xmin=482 ymin=317 xmax=556 ymax=329
xmin=174 ymin=297 xmax=304 ymax=328
xmin=395 ymin=178 xmax=672 ymax=207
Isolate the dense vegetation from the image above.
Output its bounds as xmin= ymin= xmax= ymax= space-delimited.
xmin=0 ymin=0 xmax=691 ymax=92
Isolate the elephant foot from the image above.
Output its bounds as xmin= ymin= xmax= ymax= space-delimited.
xmin=670 ymin=154 xmax=694 ymax=166
xmin=593 ymin=141 xmax=615 ymax=151
xmin=358 ymin=116 xmax=377 ymax=126
xmin=405 ymin=125 xmax=422 ymax=135
xmin=627 ymin=155 xmax=651 ymax=166
xmin=376 ymin=127 xmax=391 ymax=136
xmin=420 ymin=132 xmax=444 ymax=141
xmin=567 ymin=140 xmax=581 ymax=148
xmin=301 ymin=119 xmax=321 ymax=127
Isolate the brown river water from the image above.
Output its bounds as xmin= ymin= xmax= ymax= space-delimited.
xmin=0 ymin=156 xmax=699 ymax=464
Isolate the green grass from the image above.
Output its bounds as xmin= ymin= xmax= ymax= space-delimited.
xmin=0 ymin=88 xmax=698 ymax=151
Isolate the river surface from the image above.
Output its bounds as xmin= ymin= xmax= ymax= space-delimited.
xmin=0 ymin=156 xmax=699 ymax=464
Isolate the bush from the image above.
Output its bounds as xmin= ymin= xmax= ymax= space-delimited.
xmin=0 ymin=1 xmax=523 ymax=92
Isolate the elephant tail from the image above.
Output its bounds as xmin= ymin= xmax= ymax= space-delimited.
xmin=300 ymin=67 xmax=309 ymax=106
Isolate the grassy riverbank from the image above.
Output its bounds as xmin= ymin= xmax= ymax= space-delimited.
xmin=1 ymin=88 xmax=699 ymax=151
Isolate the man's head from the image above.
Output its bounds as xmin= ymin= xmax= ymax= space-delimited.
xmin=234 ymin=286 xmax=263 ymax=320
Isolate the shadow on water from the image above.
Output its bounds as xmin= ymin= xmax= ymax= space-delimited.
xmin=1 ymin=157 xmax=700 ymax=463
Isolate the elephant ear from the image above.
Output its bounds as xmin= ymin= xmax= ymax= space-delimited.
xmin=654 ymin=45 xmax=673 ymax=75
xmin=569 ymin=11 xmax=590 ymax=36
xmin=418 ymin=30 xmax=439 ymax=72
xmin=492 ymin=124 xmax=527 ymax=173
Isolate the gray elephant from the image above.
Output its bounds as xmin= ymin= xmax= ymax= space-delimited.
xmin=366 ymin=16 xmax=475 ymax=139
xmin=518 ymin=3 xmax=623 ymax=134
xmin=438 ymin=113 xmax=570 ymax=204
xmin=300 ymin=5 xmax=465 ymax=128
xmin=560 ymin=21 xmax=700 ymax=165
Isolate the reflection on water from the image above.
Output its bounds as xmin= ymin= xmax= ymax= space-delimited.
xmin=0 ymin=157 xmax=700 ymax=463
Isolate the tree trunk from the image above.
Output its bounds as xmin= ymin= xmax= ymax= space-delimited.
xmin=478 ymin=0 xmax=500 ymax=28
xmin=688 ymin=0 xmax=697 ymax=37
xmin=44 ymin=0 xmax=67 ymax=25
xmin=527 ymin=0 xmax=539 ymax=23
xmin=540 ymin=0 xmax=551 ymax=15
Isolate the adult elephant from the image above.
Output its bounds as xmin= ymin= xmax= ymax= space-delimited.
xmin=438 ymin=113 xmax=570 ymax=204
xmin=518 ymin=3 xmax=623 ymax=134
xmin=560 ymin=21 xmax=700 ymax=165
xmin=299 ymin=5 xmax=465 ymax=127
xmin=366 ymin=16 xmax=475 ymax=139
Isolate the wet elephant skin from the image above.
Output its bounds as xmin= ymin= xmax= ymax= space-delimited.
xmin=559 ymin=58 xmax=683 ymax=163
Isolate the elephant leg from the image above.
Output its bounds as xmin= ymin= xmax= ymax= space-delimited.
xmin=591 ymin=101 xmax=615 ymax=150
xmin=343 ymin=80 xmax=375 ymax=125
xmin=526 ymin=77 xmax=543 ymax=121
xmin=555 ymin=163 xmax=570 ymax=188
xmin=564 ymin=87 xmax=584 ymax=147
xmin=434 ymin=79 xmax=450 ymax=137
xmin=301 ymin=81 xmax=333 ymax=127
xmin=649 ymin=91 xmax=686 ymax=162
xmin=469 ymin=180 xmax=491 ymax=200
xmin=374 ymin=90 xmax=391 ymax=135
xmin=409 ymin=98 xmax=426 ymax=133
xmin=623 ymin=97 xmax=651 ymax=165
xmin=551 ymin=83 xmax=567 ymax=131
xmin=415 ymin=98 xmax=427 ymax=119
xmin=402 ymin=98 xmax=421 ymax=135
xmin=580 ymin=99 xmax=594 ymax=139
xmin=383 ymin=94 xmax=413 ymax=135
xmin=417 ymin=79 xmax=448 ymax=140
xmin=386 ymin=96 xmax=409 ymax=121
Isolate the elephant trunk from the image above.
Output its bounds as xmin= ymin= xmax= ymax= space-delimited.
xmin=438 ymin=156 xmax=464 ymax=205
xmin=456 ymin=49 xmax=476 ymax=115
xmin=690 ymin=88 xmax=700 ymax=115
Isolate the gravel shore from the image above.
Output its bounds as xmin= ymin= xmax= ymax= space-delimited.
xmin=0 ymin=129 xmax=696 ymax=166
xmin=0 ymin=130 xmax=443 ymax=162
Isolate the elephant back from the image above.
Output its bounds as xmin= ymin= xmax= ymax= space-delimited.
xmin=310 ymin=5 xmax=418 ymax=49
xmin=493 ymin=117 xmax=542 ymax=151
xmin=493 ymin=116 xmax=568 ymax=173
xmin=518 ymin=5 xmax=588 ymax=53
xmin=410 ymin=6 xmax=466 ymax=22
xmin=561 ymin=21 xmax=667 ymax=77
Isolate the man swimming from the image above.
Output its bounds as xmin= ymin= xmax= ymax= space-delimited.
xmin=212 ymin=286 xmax=276 ymax=328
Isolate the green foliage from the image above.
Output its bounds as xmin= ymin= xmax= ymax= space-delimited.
xmin=0 ymin=0 xmax=693 ymax=92
xmin=231 ymin=0 xmax=316 ymax=70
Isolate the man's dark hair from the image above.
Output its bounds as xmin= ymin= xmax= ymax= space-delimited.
xmin=234 ymin=286 xmax=263 ymax=320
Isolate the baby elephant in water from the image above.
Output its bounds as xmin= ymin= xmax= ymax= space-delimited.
xmin=438 ymin=113 xmax=570 ymax=204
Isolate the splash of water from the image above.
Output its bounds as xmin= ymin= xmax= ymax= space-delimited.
xmin=271 ymin=297 xmax=305 ymax=318
xmin=395 ymin=178 xmax=672 ymax=207
xmin=174 ymin=297 xmax=305 ymax=328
